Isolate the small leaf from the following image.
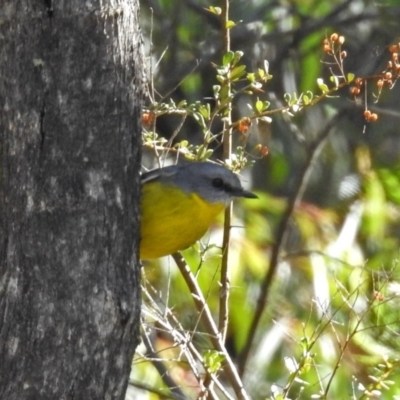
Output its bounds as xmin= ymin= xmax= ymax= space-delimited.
xmin=317 ymin=78 xmax=329 ymax=93
xmin=213 ymin=85 xmax=221 ymax=97
xmin=229 ymin=65 xmax=246 ymax=80
xmin=251 ymin=82 xmax=262 ymax=90
xmin=247 ymin=72 xmax=255 ymax=83
xmin=226 ymin=20 xmax=236 ymax=29
xmin=222 ymin=51 xmax=234 ymax=66
xmin=199 ymin=104 xmax=210 ymax=120
xmin=259 ymin=116 xmax=272 ymax=123
xmin=216 ymin=66 xmax=229 ymax=76
xmin=207 ymin=6 xmax=221 ymax=15
xmin=191 ymin=112 xmax=206 ymax=129
xmin=177 ymin=99 xmax=187 ymax=107
xmin=203 ymin=350 xmax=225 ymax=373
xmin=220 ymin=85 xmax=230 ymax=101
xmin=255 ymin=99 xmax=263 ymax=113
xmin=232 ymin=50 xmax=244 ymax=65
xmin=330 ymin=75 xmax=339 ymax=87
xmin=347 ymin=72 xmax=355 ymax=83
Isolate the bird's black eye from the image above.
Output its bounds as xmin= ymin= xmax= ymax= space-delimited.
xmin=212 ymin=177 xmax=224 ymax=188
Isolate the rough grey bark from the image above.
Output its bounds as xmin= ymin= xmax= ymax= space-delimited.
xmin=0 ymin=1 xmax=144 ymax=399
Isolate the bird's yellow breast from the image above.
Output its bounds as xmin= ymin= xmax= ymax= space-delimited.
xmin=140 ymin=181 xmax=225 ymax=259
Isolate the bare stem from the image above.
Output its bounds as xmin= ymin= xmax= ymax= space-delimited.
xmin=219 ymin=0 xmax=233 ymax=343
xmin=172 ymin=253 xmax=250 ymax=400
xmin=141 ymin=330 xmax=189 ymax=400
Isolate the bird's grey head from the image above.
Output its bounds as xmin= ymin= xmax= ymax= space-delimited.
xmin=158 ymin=162 xmax=257 ymax=205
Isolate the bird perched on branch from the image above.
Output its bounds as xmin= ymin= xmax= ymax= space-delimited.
xmin=140 ymin=162 xmax=257 ymax=259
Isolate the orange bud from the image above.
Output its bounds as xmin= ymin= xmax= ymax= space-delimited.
xmin=385 ymin=72 xmax=392 ymax=80
xmin=377 ymin=79 xmax=384 ymax=88
xmin=330 ymin=33 xmax=339 ymax=42
xmin=354 ymin=78 xmax=363 ymax=87
xmin=364 ymin=110 xmax=371 ymax=119
xmin=369 ymin=113 xmax=378 ymax=122
xmin=373 ymin=291 xmax=385 ymax=301
xmin=350 ymin=87 xmax=360 ymax=95
xmin=237 ymin=117 xmax=251 ymax=133
xmin=142 ymin=112 xmax=154 ymax=125
xmin=256 ymin=144 xmax=269 ymax=157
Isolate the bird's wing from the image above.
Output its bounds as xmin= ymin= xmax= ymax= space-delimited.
xmin=141 ymin=165 xmax=179 ymax=185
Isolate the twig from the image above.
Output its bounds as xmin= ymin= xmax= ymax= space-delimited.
xmin=142 ymin=283 xmax=228 ymax=400
xmin=129 ymin=379 xmax=183 ymax=400
xmin=172 ymin=253 xmax=250 ymax=400
xmin=141 ymin=330 xmax=189 ymax=400
xmin=219 ymin=0 xmax=233 ymax=344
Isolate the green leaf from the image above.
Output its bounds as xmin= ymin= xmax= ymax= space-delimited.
xmin=229 ymin=65 xmax=246 ymax=80
xmin=222 ymin=51 xmax=234 ymax=66
xmin=255 ymin=99 xmax=263 ymax=113
xmin=232 ymin=50 xmax=244 ymax=65
xmin=216 ymin=75 xmax=225 ymax=84
xmin=347 ymin=72 xmax=355 ymax=83
xmin=247 ymin=72 xmax=255 ymax=83
xmin=203 ymin=350 xmax=225 ymax=373
xmin=255 ymin=99 xmax=270 ymax=113
xmin=330 ymin=75 xmax=339 ymax=88
xmin=202 ymin=149 xmax=214 ymax=159
xmin=220 ymin=85 xmax=230 ymax=101
xmin=317 ymin=78 xmax=329 ymax=93
xmin=191 ymin=112 xmax=206 ymax=129
xmin=198 ymin=104 xmax=210 ymax=120
xmin=212 ymin=85 xmax=221 ymax=97
xmin=177 ymin=99 xmax=187 ymax=107
xmin=207 ymin=6 xmax=221 ymax=15
xmin=226 ymin=20 xmax=236 ymax=29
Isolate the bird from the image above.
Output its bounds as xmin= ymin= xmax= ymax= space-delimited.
xmin=140 ymin=161 xmax=257 ymax=259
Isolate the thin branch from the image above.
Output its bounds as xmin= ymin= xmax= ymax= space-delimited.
xmin=219 ymin=0 xmax=233 ymax=344
xmin=172 ymin=253 xmax=250 ymax=400
xmin=129 ymin=379 xmax=182 ymax=400
xmin=141 ymin=330 xmax=189 ymax=400
xmin=142 ymin=279 xmax=231 ymax=400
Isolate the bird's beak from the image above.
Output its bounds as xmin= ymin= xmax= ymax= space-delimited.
xmin=234 ymin=188 xmax=258 ymax=199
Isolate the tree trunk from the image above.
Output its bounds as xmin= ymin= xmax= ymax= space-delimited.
xmin=0 ymin=1 xmax=144 ymax=399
